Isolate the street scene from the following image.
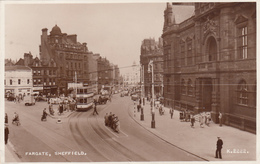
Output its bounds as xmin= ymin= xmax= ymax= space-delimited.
xmin=3 ymin=1 xmax=257 ymax=163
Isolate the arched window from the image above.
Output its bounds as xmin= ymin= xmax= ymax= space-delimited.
xmin=181 ymin=79 xmax=186 ymax=95
xmin=187 ymin=79 xmax=193 ymax=96
xmin=237 ymin=79 xmax=248 ymax=105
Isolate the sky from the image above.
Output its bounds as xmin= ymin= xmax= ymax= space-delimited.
xmin=3 ymin=1 xmax=195 ymax=75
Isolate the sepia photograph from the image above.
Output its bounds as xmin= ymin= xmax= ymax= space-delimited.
xmin=1 ymin=0 xmax=258 ymax=163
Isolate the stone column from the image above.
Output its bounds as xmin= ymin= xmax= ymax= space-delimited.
xmin=194 ymin=78 xmax=202 ymax=114
xmin=211 ymin=78 xmax=220 ymax=123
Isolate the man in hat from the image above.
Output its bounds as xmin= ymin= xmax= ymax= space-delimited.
xmin=5 ymin=124 xmax=9 ymax=144
xmin=215 ymin=137 xmax=223 ymax=159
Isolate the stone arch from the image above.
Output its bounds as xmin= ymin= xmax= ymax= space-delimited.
xmin=205 ymin=36 xmax=218 ymax=61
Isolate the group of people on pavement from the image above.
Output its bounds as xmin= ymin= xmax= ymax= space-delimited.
xmin=104 ymin=112 xmax=120 ymax=133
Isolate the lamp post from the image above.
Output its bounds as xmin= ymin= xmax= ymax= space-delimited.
xmin=140 ymin=64 xmax=144 ymax=121
xmin=148 ymin=60 xmax=155 ymax=128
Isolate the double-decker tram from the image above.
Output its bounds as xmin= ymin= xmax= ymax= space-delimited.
xmin=76 ymin=86 xmax=94 ymax=111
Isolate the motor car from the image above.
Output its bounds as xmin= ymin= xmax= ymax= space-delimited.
xmin=7 ymin=95 xmax=16 ymax=101
xmin=35 ymin=95 xmax=47 ymax=102
xmin=131 ymin=94 xmax=139 ymax=101
xmin=24 ymin=96 xmax=36 ymax=106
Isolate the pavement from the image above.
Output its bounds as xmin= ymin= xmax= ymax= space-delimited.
xmin=5 ymin=142 xmax=22 ymax=162
xmin=128 ymin=99 xmax=256 ymax=161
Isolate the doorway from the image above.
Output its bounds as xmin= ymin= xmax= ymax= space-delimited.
xmin=201 ymin=78 xmax=213 ymax=112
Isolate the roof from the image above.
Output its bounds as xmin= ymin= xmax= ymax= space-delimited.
xmin=50 ymin=24 xmax=62 ymax=36
xmin=5 ymin=65 xmax=32 ymax=71
xmin=15 ymin=58 xmax=24 ymax=66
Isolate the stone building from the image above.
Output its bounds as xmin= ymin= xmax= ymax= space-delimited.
xmin=140 ymin=38 xmax=164 ymax=98
xmin=40 ymin=25 xmax=94 ymax=95
xmin=15 ymin=52 xmax=58 ymax=95
xmin=97 ymin=57 xmax=114 ymax=92
xmin=162 ymin=2 xmax=256 ymax=133
xmin=5 ymin=65 xmax=33 ymax=97
xmin=123 ymin=61 xmax=140 ymax=88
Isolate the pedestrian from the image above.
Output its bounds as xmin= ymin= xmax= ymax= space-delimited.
xmin=215 ymin=137 xmax=223 ymax=159
xmin=204 ymin=114 xmax=208 ymax=126
xmin=104 ymin=113 xmax=109 ymax=126
xmin=199 ymin=114 xmax=204 ymax=128
xmin=169 ymin=107 xmax=174 ymax=119
xmin=137 ymin=104 xmax=141 ymax=112
xmin=5 ymin=113 xmax=8 ymax=124
xmin=93 ymin=104 xmax=99 ymax=115
xmin=41 ymin=108 xmax=48 ymax=121
xmin=108 ymin=112 xmax=113 ymax=126
xmin=143 ymin=97 xmax=145 ymax=106
xmin=219 ymin=112 xmax=222 ymax=127
xmin=5 ymin=124 xmax=9 ymax=144
xmin=190 ymin=115 xmax=195 ymax=128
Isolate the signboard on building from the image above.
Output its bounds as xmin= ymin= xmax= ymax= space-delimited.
xmin=68 ymin=82 xmax=83 ymax=89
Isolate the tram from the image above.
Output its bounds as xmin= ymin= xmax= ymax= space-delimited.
xmin=76 ymin=86 xmax=94 ymax=111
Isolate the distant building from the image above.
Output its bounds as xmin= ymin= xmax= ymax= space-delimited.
xmin=140 ymin=38 xmax=164 ymax=98
xmin=162 ymin=2 xmax=256 ymax=133
xmin=5 ymin=65 xmax=33 ymax=97
xmin=123 ymin=61 xmax=140 ymax=88
xmin=97 ymin=57 xmax=114 ymax=92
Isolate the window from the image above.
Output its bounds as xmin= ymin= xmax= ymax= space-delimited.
xmin=187 ymin=79 xmax=193 ymax=96
xmin=238 ymin=26 xmax=248 ymax=59
xmin=27 ymin=79 xmax=30 ymax=84
xmin=237 ymin=80 xmax=248 ymax=105
xmin=18 ymin=79 xmax=21 ymax=85
xmin=34 ymin=79 xmax=37 ymax=85
xmin=33 ymin=70 xmax=36 ymax=75
xmin=43 ymin=79 xmax=46 ymax=86
xmin=49 ymin=70 xmax=52 ymax=75
xmin=10 ymin=79 xmax=12 ymax=85
xmin=44 ymin=70 xmax=47 ymax=75
xmin=38 ymin=70 xmax=41 ymax=75
xmin=187 ymin=43 xmax=192 ymax=65
xmin=181 ymin=44 xmax=185 ymax=66
xmin=181 ymin=79 xmax=186 ymax=95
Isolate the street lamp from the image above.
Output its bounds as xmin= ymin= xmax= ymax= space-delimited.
xmin=148 ymin=60 xmax=155 ymax=128
xmin=140 ymin=64 xmax=144 ymax=121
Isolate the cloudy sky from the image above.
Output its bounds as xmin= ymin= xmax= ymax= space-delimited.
xmin=3 ymin=1 xmax=194 ymax=74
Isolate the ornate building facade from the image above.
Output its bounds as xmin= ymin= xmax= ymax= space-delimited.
xmin=140 ymin=38 xmax=164 ymax=98
xmin=162 ymin=2 xmax=256 ymax=133
xmin=40 ymin=25 xmax=94 ymax=95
